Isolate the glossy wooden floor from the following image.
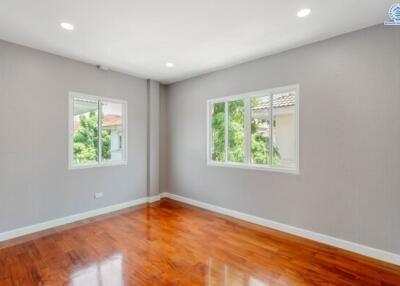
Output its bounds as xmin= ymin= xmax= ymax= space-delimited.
xmin=1 ymin=199 xmax=400 ymax=286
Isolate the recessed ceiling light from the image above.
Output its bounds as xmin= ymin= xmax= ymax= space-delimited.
xmin=297 ymin=8 xmax=311 ymax=18
xmin=60 ymin=22 xmax=74 ymax=31
xmin=165 ymin=62 xmax=174 ymax=68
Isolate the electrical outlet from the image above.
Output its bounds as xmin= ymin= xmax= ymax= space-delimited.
xmin=94 ymin=192 xmax=104 ymax=199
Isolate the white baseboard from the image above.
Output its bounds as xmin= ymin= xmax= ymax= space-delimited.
xmin=0 ymin=197 xmax=149 ymax=242
xmin=160 ymin=192 xmax=400 ymax=266
xmin=148 ymin=194 xmax=161 ymax=203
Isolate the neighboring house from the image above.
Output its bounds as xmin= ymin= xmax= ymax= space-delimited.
xmin=251 ymin=92 xmax=295 ymax=167
xmin=102 ymin=114 xmax=123 ymax=160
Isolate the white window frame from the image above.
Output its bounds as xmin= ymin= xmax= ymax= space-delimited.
xmin=206 ymin=84 xmax=299 ymax=174
xmin=68 ymin=92 xmax=128 ymax=170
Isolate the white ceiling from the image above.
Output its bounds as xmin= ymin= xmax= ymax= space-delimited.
xmin=0 ymin=0 xmax=392 ymax=84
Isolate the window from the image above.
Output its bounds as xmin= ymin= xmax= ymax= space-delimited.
xmin=69 ymin=92 xmax=127 ymax=169
xmin=207 ymin=85 xmax=299 ymax=174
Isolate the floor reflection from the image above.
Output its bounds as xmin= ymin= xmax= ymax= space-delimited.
xmin=70 ymin=254 xmax=124 ymax=286
xmin=207 ymin=258 xmax=268 ymax=286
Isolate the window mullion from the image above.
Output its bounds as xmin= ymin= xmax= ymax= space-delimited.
xmin=122 ymin=103 xmax=127 ymax=162
xmin=269 ymin=94 xmax=273 ymax=166
xmin=244 ymin=97 xmax=251 ymax=164
xmin=224 ymin=101 xmax=228 ymax=162
xmin=208 ymin=104 xmax=212 ymax=161
xmin=98 ymin=100 xmax=102 ymax=164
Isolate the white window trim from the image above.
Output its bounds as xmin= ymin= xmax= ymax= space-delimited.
xmin=68 ymin=91 xmax=128 ymax=170
xmin=206 ymin=84 xmax=299 ymax=175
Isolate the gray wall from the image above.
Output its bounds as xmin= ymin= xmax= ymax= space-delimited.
xmin=165 ymin=25 xmax=400 ymax=254
xmin=148 ymin=80 xmax=160 ymax=197
xmin=159 ymin=84 xmax=169 ymax=194
xmin=0 ymin=40 xmax=148 ymax=233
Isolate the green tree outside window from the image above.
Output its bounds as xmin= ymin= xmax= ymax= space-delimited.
xmin=73 ymin=112 xmax=111 ymax=163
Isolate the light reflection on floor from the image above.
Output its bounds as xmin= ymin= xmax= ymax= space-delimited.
xmin=207 ymin=258 xmax=268 ymax=286
xmin=69 ymin=255 xmax=271 ymax=285
xmin=70 ymin=254 xmax=124 ymax=286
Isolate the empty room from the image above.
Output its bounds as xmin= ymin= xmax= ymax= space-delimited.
xmin=1 ymin=1 xmax=400 ymax=285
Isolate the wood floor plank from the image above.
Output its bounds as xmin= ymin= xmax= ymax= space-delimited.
xmin=0 ymin=198 xmax=399 ymax=285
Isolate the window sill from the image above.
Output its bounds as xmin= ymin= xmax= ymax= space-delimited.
xmin=69 ymin=160 xmax=128 ymax=170
xmin=207 ymin=160 xmax=299 ymax=175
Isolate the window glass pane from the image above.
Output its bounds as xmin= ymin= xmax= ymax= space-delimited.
xmin=73 ymin=98 xmax=99 ymax=164
xmin=272 ymin=92 xmax=296 ymax=168
xmin=251 ymin=96 xmax=270 ymax=165
xmin=228 ymin=99 xmax=245 ymax=163
xmin=211 ymin=102 xmax=225 ymax=161
xmin=101 ymin=101 xmax=124 ymax=161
